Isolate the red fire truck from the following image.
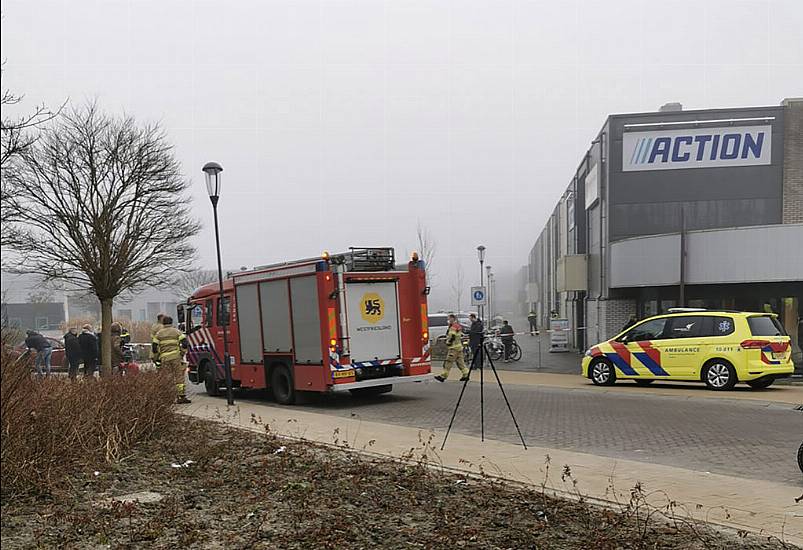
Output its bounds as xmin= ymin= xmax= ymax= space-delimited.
xmin=178 ymin=248 xmax=432 ymax=404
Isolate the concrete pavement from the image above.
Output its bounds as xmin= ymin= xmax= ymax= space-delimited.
xmin=181 ymin=391 xmax=803 ymax=545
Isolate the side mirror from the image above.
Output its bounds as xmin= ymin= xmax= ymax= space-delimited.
xmin=176 ymin=305 xmax=185 ymax=324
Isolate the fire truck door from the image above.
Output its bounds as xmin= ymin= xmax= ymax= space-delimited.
xmin=345 ymin=281 xmax=401 ymax=363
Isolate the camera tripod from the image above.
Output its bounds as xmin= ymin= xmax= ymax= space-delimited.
xmin=441 ymin=338 xmax=527 ymax=450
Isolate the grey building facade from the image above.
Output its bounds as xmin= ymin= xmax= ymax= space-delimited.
xmin=525 ymin=99 xmax=803 ymax=369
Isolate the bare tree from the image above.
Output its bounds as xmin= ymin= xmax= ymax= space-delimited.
xmin=5 ymin=102 xmax=200 ymax=374
xmin=174 ymin=269 xmax=218 ymax=301
xmin=450 ymin=262 xmax=466 ymax=313
xmin=26 ymin=288 xmax=54 ymax=304
xmin=1 ymin=64 xmax=63 ymax=247
xmin=416 ymin=220 xmax=437 ymax=284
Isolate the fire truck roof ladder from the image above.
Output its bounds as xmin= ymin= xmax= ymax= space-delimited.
xmin=344 ymin=247 xmax=395 ymax=272
xmin=235 ymin=247 xmax=396 ymax=277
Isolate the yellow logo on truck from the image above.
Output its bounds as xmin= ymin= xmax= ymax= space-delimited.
xmin=360 ymin=292 xmax=385 ymax=324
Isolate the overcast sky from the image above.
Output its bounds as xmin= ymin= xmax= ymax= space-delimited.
xmin=2 ymin=0 xmax=801 ymax=311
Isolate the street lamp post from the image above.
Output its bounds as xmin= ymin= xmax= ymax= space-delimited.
xmin=477 ymin=245 xmax=486 ymax=322
xmin=486 ymin=265 xmax=492 ymax=325
xmin=203 ymin=161 xmax=234 ymax=406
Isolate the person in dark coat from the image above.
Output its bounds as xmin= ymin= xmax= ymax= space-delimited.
xmin=63 ymin=327 xmax=82 ymax=380
xmin=25 ymin=330 xmax=53 ymax=377
xmin=78 ymin=324 xmax=99 ymax=377
xmin=467 ymin=313 xmax=484 ymax=366
xmin=500 ymin=320 xmax=515 ymax=362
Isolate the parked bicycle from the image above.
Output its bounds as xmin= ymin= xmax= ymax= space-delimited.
xmin=482 ymin=331 xmax=522 ymax=362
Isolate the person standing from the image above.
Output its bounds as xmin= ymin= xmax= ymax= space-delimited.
xmin=150 ymin=313 xmax=165 ymax=366
xmin=63 ymin=327 xmax=82 ymax=380
xmin=110 ymin=322 xmax=124 ymax=374
xmin=25 ymin=330 xmax=53 ymax=377
xmin=468 ymin=313 xmax=484 ymax=367
xmin=79 ymin=324 xmax=99 ymax=377
xmin=434 ymin=314 xmax=469 ymax=383
xmin=527 ymin=311 xmax=538 ymax=335
xmin=152 ymin=315 xmax=191 ymax=404
xmin=500 ymin=320 xmax=515 ymax=362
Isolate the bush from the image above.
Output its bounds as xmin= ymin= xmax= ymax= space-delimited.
xmin=0 ymin=344 xmax=177 ymax=499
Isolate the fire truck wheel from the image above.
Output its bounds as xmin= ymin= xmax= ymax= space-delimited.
xmin=350 ymin=385 xmax=393 ymax=398
xmin=270 ymin=365 xmax=295 ymax=405
xmin=203 ymin=364 xmax=221 ymax=397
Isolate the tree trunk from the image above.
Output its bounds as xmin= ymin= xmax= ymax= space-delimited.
xmin=100 ymin=297 xmax=113 ymax=376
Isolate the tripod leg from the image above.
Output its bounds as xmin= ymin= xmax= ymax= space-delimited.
xmin=484 ymin=346 xmax=528 ymax=450
xmin=480 ymin=347 xmax=484 ymax=442
xmin=440 ymin=345 xmax=481 ymax=451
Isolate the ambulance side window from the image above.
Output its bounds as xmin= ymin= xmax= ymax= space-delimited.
xmin=702 ymin=316 xmax=735 ymax=337
xmin=623 ymin=318 xmax=668 ymax=342
xmin=665 ymin=316 xmax=704 ymax=339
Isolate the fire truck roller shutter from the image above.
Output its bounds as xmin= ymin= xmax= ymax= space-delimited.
xmin=235 ymin=283 xmax=262 ymax=363
xmin=259 ymin=280 xmax=292 ymax=352
xmin=290 ymin=276 xmax=323 ymax=365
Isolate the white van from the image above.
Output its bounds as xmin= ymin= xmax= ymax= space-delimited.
xmin=427 ymin=314 xmax=450 ymax=344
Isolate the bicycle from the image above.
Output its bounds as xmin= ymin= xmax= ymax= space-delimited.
xmin=508 ymin=339 xmax=522 ymax=361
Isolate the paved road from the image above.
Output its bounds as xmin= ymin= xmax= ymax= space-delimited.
xmin=190 ymin=378 xmax=803 ymax=487
xmin=494 ymin=332 xmax=582 ymax=374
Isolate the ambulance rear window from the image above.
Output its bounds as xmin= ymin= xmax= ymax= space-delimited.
xmin=747 ymin=316 xmax=785 ymax=337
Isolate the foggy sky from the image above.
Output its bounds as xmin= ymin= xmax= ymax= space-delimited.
xmin=2 ymin=0 xmax=802 ymax=311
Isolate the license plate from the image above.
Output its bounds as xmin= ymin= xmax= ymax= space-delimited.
xmin=771 ymin=352 xmax=785 ymax=360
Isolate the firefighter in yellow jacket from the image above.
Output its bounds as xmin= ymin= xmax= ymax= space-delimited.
xmin=434 ymin=314 xmax=470 ymax=383
xmin=150 ymin=313 xmax=165 ymax=366
xmin=152 ymin=315 xmax=191 ymax=404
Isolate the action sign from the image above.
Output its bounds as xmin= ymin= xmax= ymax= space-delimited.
xmin=622 ymin=125 xmax=771 ymax=172
xmin=471 ymin=286 xmax=487 ymax=306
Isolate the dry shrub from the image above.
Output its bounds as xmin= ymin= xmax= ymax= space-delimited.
xmin=1 ymin=344 xmax=177 ymax=499
xmin=60 ymin=316 xmax=98 ymax=332
xmin=124 ymin=320 xmax=156 ymax=343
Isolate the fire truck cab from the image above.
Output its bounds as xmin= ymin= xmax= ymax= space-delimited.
xmin=178 ymin=248 xmax=432 ymax=404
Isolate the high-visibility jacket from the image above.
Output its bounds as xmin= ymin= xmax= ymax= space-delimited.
xmin=445 ymin=324 xmax=463 ymax=350
xmin=152 ymin=326 xmax=187 ymax=362
xmin=150 ymin=322 xmax=164 ymax=340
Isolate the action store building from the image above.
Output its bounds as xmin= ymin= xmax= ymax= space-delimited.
xmin=525 ymin=99 xmax=803 ymax=370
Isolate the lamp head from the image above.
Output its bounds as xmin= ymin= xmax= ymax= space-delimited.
xmin=202 ymin=162 xmax=223 ymax=201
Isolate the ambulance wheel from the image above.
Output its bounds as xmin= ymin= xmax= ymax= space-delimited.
xmin=589 ymin=359 xmax=616 ymax=386
xmin=702 ymin=360 xmax=736 ymax=390
xmin=350 ymin=385 xmax=392 ymax=398
xmin=270 ymin=365 xmax=295 ymax=405
xmin=634 ymin=379 xmax=654 ymax=386
xmin=747 ymin=377 xmax=774 ymax=389
xmin=203 ymin=363 xmax=221 ymax=397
